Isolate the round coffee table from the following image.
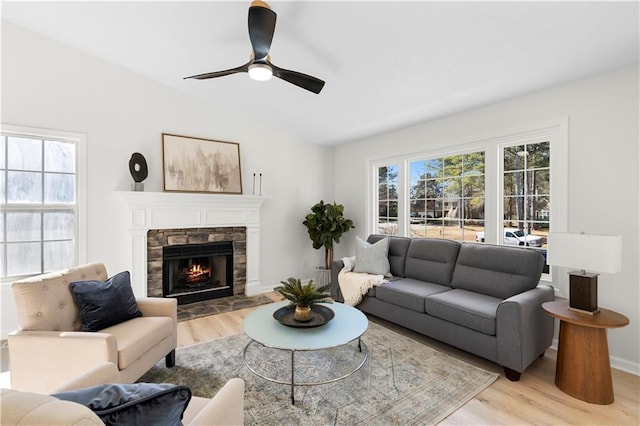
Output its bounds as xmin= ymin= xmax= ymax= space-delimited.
xmin=243 ymin=301 xmax=369 ymax=404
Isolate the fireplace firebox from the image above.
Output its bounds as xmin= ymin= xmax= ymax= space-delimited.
xmin=162 ymin=241 xmax=233 ymax=305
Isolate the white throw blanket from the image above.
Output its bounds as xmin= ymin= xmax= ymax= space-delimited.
xmin=338 ymin=256 xmax=385 ymax=306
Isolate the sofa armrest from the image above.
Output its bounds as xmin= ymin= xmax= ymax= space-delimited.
xmin=8 ymin=331 xmax=118 ymax=394
xmin=52 ymin=362 xmax=121 ymax=393
xmin=185 ymin=378 xmax=245 ymax=426
xmin=496 ymin=284 xmax=555 ymax=372
xmin=136 ymin=297 xmax=177 ymax=323
xmin=331 ymin=260 xmax=345 ymax=302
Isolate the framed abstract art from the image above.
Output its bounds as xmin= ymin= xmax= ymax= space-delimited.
xmin=162 ymin=133 xmax=242 ymax=194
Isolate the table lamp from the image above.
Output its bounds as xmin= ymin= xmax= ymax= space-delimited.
xmin=547 ymin=232 xmax=622 ymax=315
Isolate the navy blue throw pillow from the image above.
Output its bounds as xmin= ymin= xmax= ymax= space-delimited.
xmin=53 ymin=383 xmax=191 ymax=426
xmin=70 ymin=271 xmax=142 ymax=332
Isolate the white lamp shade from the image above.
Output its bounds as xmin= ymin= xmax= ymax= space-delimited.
xmin=547 ymin=232 xmax=622 ymax=274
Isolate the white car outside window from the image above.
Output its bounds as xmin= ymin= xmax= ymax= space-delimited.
xmin=475 ymin=229 xmax=544 ymax=247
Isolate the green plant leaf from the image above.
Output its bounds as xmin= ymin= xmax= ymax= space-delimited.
xmin=273 ymin=277 xmax=331 ymax=307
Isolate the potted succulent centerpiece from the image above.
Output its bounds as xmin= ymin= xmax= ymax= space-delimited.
xmin=275 ymin=277 xmax=331 ymax=322
xmin=302 ymin=200 xmax=354 ymax=286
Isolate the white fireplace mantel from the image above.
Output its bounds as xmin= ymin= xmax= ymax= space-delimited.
xmin=117 ymin=191 xmax=268 ymax=297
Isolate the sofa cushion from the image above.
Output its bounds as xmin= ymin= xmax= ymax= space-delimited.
xmin=425 ymin=289 xmax=501 ymax=335
xmin=53 ymin=383 xmax=191 ymax=426
xmin=403 ymin=238 xmax=460 ymax=285
xmin=375 ymin=278 xmax=451 ymax=313
xmin=451 ymin=243 xmax=544 ymax=299
xmin=354 ymin=236 xmax=391 ymax=276
xmin=102 ymin=316 xmax=174 ymax=370
xmin=69 ymin=271 xmax=142 ymax=332
xmin=367 ymin=234 xmax=411 ymax=277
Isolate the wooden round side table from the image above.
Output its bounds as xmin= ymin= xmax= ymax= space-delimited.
xmin=542 ymin=301 xmax=629 ymax=404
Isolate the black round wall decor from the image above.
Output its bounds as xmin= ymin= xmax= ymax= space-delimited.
xmin=129 ymin=152 xmax=148 ymax=183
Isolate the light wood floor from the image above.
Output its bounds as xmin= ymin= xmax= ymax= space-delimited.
xmin=179 ymin=293 xmax=639 ymax=425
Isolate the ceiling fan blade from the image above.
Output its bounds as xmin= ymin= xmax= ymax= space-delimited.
xmin=184 ymin=62 xmax=251 ymax=80
xmin=269 ymin=62 xmax=325 ymax=94
xmin=248 ymin=2 xmax=276 ymax=60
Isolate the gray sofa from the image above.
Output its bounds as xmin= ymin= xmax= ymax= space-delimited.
xmin=331 ymin=234 xmax=554 ymax=381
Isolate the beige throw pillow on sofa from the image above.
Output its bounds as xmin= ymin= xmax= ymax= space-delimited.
xmin=353 ymin=236 xmax=391 ymax=276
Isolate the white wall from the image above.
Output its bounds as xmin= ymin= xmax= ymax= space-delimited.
xmin=334 ymin=65 xmax=640 ymax=374
xmin=1 ymin=21 xmax=334 ymax=337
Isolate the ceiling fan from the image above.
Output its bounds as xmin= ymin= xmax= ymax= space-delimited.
xmin=184 ymin=0 xmax=325 ymax=94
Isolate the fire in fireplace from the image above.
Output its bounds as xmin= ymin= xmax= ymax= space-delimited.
xmin=162 ymin=241 xmax=234 ymax=305
xmin=180 ymin=262 xmax=211 ymax=285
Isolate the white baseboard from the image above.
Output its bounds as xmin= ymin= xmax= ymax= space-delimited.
xmin=610 ymin=355 xmax=640 ymax=376
xmin=549 ymin=338 xmax=639 ymax=376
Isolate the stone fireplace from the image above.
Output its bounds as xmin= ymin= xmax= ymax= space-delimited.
xmin=147 ymin=227 xmax=246 ymax=304
xmin=118 ymin=191 xmax=267 ymax=298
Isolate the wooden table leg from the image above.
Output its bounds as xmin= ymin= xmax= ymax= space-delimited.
xmin=555 ymin=321 xmax=614 ymax=404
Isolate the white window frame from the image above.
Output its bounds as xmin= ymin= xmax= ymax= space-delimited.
xmin=1 ymin=124 xmax=87 ymax=283
xmin=368 ymin=118 xmax=568 ymax=288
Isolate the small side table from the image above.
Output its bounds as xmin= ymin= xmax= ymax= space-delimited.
xmin=542 ymin=301 xmax=629 ymax=404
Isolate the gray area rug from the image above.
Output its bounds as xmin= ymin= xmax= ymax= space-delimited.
xmin=140 ymin=321 xmax=498 ymax=425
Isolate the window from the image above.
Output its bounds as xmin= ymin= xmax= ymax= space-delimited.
xmin=369 ymin=120 xmax=567 ymax=282
xmin=501 ymin=140 xmax=550 ymax=271
xmin=377 ymin=164 xmax=399 ymax=235
xmin=409 ymin=151 xmax=485 ymax=241
xmin=1 ymin=127 xmax=84 ymax=280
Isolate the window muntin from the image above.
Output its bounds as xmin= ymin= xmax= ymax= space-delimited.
xmin=1 ymin=133 xmax=78 ymax=279
xmin=409 ymin=151 xmax=485 ymax=242
xmin=377 ymin=164 xmax=399 ymax=235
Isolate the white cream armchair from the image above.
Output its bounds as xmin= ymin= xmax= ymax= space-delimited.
xmin=1 ymin=362 xmax=245 ymax=426
xmin=8 ymin=262 xmax=177 ymax=394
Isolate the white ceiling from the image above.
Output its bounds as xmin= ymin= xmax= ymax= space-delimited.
xmin=2 ymin=1 xmax=639 ymax=146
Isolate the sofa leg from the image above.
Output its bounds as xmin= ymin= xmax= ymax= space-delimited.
xmin=166 ymin=350 xmax=176 ymax=368
xmin=503 ymin=367 xmax=521 ymax=381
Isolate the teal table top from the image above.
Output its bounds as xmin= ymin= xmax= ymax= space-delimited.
xmin=243 ymin=301 xmax=368 ymax=350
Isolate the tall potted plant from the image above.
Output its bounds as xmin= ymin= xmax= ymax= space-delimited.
xmin=303 ymin=200 xmax=355 ymax=277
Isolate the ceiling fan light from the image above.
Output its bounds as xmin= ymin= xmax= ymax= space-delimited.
xmin=248 ymin=64 xmax=272 ymax=81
